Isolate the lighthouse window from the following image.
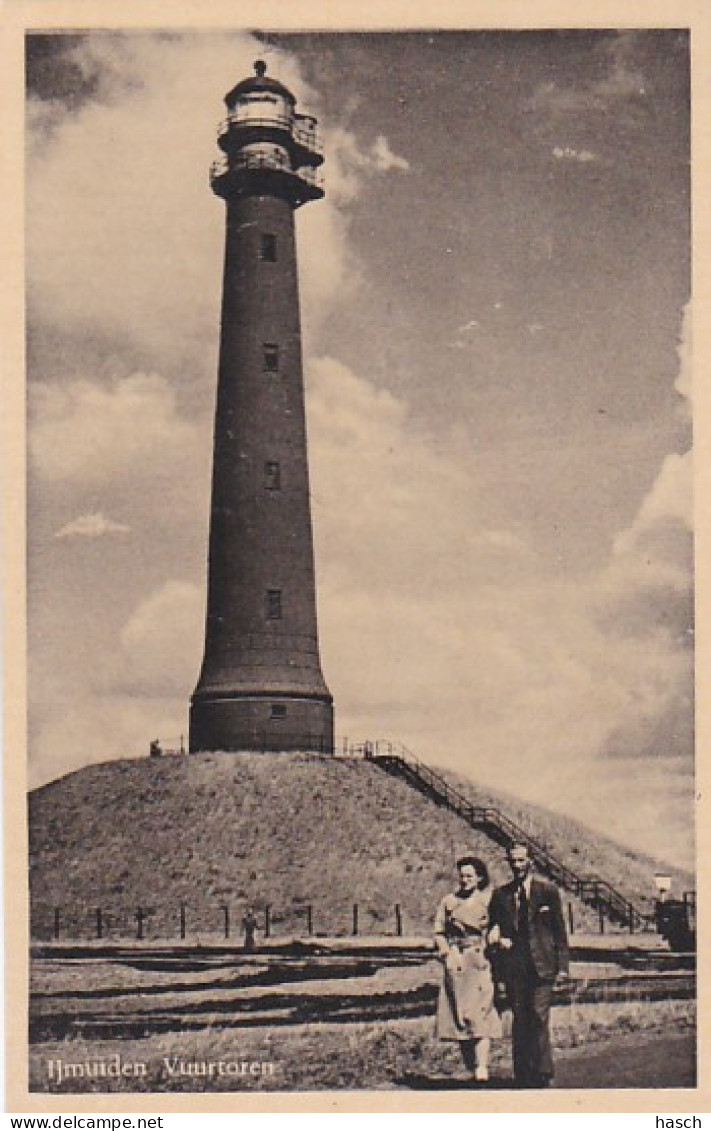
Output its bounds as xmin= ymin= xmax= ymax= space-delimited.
xmin=266 ymin=589 xmax=282 ymax=619
xmin=264 ymin=461 xmax=281 ymax=490
xmin=270 ymin=704 xmax=287 ymax=719
xmin=260 ymin=233 xmax=277 ymax=262
xmin=263 ymin=343 xmax=279 ymax=372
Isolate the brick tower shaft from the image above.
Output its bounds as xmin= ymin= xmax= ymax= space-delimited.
xmin=190 ymin=62 xmax=333 ymax=753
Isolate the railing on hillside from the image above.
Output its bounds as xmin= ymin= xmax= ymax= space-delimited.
xmin=150 ymin=733 xmax=332 ymax=757
xmin=34 ymin=900 xmax=412 ymax=944
xmin=149 ymin=736 xmax=186 ymax=757
xmin=342 ymin=739 xmax=653 ymax=932
xmin=32 ymin=892 xmax=631 ymax=944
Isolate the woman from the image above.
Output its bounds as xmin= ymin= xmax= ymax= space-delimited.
xmin=434 ymin=855 xmax=502 ymax=1083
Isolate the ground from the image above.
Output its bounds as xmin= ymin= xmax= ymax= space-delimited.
xmin=29 ymin=947 xmax=695 ymax=1093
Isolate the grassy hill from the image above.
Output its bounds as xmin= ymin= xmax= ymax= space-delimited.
xmin=28 ymin=751 xmax=692 ymax=942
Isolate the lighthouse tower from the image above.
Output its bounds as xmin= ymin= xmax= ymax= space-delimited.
xmin=190 ymin=61 xmax=333 ymax=755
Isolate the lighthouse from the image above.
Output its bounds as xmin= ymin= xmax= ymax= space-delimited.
xmin=190 ymin=61 xmax=333 ymax=755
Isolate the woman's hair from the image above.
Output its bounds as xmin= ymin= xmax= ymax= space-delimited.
xmin=456 ymin=855 xmax=490 ymax=888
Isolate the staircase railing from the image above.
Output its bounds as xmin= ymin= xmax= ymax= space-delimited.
xmin=351 ymin=740 xmax=651 ymax=931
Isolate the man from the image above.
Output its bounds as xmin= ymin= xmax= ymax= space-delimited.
xmin=489 ymin=842 xmax=569 ymax=1088
xmin=242 ymin=907 xmax=258 ymax=952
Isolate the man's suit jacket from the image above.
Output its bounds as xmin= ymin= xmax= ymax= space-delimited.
xmin=489 ymin=875 xmax=569 ymax=983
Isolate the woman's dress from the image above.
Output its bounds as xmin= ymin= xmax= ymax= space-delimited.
xmin=434 ymin=888 xmax=502 ymax=1041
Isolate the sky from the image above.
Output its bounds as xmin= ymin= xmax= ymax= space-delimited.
xmin=25 ymin=29 xmax=693 ymax=870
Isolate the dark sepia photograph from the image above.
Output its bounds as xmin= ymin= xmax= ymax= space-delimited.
xmin=22 ymin=24 xmax=695 ymax=1100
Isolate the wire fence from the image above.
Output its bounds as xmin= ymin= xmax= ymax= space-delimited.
xmin=33 ymin=895 xmax=649 ymax=945
xmin=149 ymin=732 xmax=338 ymax=757
xmin=32 ymin=901 xmax=413 ymax=944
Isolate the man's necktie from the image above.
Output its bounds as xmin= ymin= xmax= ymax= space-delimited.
xmin=516 ymin=882 xmax=529 ymax=936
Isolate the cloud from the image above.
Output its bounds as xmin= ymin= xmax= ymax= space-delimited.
xmin=592 ymin=307 xmax=693 ymax=763
xmin=26 ymin=97 xmax=67 ymax=147
xmin=552 ymin=146 xmax=597 ymax=163
xmin=593 ymin=449 xmax=692 ymax=697
xmin=596 ymin=31 xmax=649 ymax=101
xmin=28 ymin=577 xmax=204 ymax=787
xmin=300 ymin=130 xmax=408 ymax=337
xmin=28 ymin=42 xmax=225 ymax=366
xmin=28 ymin=692 xmax=189 ymax=789
xmin=614 ymin=451 xmax=692 ymax=556
xmin=472 ymin=529 xmax=532 ymax=556
xmin=371 ymin=134 xmax=410 ymax=173
xmin=29 ymin=372 xmax=202 ymax=485
xmin=675 ymin=301 xmax=692 ymax=410
xmin=324 ymin=127 xmax=409 ymax=205
xmin=529 ymin=34 xmax=649 ymax=122
xmin=302 ymin=352 xmax=693 ymax=864
xmin=27 ymin=33 xmax=412 ymax=375
xmin=54 ymin=512 xmax=130 ymax=539
xmin=449 ymin=311 xmax=547 ymax=350
xmin=307 ymin=355 xmax=507 ymax=596
xmin=118 ymin=580 xmax=205 ymax=698
xmin=526 ymin=32 xmax=659 ymax=161
xmin=597 ymin=307 xmax=693 ymax=644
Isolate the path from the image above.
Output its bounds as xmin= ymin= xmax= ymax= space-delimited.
xmin=400 ymin=1030 xmax=695 ymax=1091
xmin=554 ymin=1029 xmax=695 ymax=1090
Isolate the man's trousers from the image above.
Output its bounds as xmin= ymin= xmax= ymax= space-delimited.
xmin=507 ymin=959 xmax=554 ymax=1086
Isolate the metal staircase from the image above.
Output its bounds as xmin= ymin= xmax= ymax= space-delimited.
xmin=350 ymin=740 xmax=652 ymax=931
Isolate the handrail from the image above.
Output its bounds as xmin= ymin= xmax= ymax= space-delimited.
xmin=373 ymin=744 xmax=579 ymax=882
xmin=358 ymin=740 xmax=651 ymax=928
xmin=211 ymin=151 xmax=290 ymax=177
xmin=210 ymin=152 xmax=324 ymax=191
xmin=148 ymin=736 xmax=186 ymax=757
xmin=216 ymin=113 xmax=323 ymax=157
xmin=218 ymin=112 xmax=294 ymax=136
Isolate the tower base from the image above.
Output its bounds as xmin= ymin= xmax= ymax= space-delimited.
xmin=189 ymin=694 xmax=334 ymax=754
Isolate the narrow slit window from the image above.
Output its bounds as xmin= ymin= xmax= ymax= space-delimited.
xmin=270 ymin=703 xmax=287 ymax=719
xmin=263 ymin=343 xmax=279 ymax=372
xmin=266 ymin=588 xmax=282 ymax=619
xmin=264 ymin=461 xmax=281 ymax=490
xmin=260 ymin=233 xmax=277 ymax=262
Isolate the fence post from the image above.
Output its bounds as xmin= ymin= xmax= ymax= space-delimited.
xmin=264 ymin=905 xmax=271 ymax=939
xmin=628 ymin=904 xmax=635 ymax=935
xmin=180 ymin=903 xmax=186 ymax=940
xmin=395 ymin=903 xmax=403 ymax=937
xmin=136 ymin=907 xmax=144 ymax=941
xmin=54 ymin=908 xmax=61 ymax=942
xmin=96 ymin=908 xmax=103 ymax=940
xmin=596 ymin=886 xmax=605 ymax=935
xmin=223 ymin=905 xmax=230 ymax=940
xmin=567 ymin=902 xmax=574 ymax=936
xmin=306 ymin=904 xmax=313 ymax=936
xmin=352 ymin=903 xmax=359 ymax=936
